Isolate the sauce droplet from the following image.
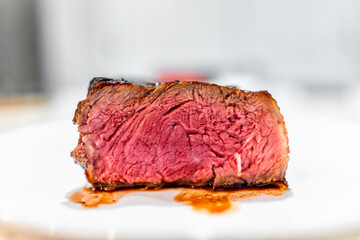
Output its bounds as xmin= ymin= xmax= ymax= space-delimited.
xmin=174 ymin=183 xmax=288 ymax=214
xmin=69 ymin=186 xmax=125 ymax=208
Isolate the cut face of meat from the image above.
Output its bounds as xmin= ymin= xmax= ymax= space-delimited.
xmin=72 ymin=78 xmax=289 ymax=191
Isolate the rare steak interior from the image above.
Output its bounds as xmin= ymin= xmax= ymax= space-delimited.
xmin=72 ymin=78 xmax=289 ymax=191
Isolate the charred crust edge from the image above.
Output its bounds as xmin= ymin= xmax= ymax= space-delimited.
xmin=85 ymin=77 xmax=268 ymax=97
xmin=88 ymin=77 xmax=128 ymax=95
xmin=91 ymin=180 xmax=288 ymax=192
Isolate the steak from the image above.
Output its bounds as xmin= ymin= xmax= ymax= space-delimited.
xmin=72 ymin=78 xmax=289 ymax=191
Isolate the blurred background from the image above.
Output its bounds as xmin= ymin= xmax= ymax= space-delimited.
xmin=1 ymin=0 xmax=360 ymax=130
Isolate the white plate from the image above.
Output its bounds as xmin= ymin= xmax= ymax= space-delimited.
xmin=0 ymin=113 xmax=360 ymax=240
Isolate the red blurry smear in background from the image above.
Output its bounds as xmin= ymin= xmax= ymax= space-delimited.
xmin=157 ymin=70 xmax=207 ymax=83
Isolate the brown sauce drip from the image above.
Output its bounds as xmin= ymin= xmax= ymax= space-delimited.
xmin=174 ymin=183 xmax=288 ymax=213
xmin=69 ymin=186 xmax=127 ymax=208
xmin=69 ymin=183 xmax=288 ymax=212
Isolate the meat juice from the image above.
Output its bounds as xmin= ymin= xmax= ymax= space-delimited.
xmin=69 ymin=183 xmax=288 ymax=213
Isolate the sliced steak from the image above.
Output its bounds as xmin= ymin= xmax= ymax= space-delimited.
xmin=72 ymin=78 xmax=289 ymax=190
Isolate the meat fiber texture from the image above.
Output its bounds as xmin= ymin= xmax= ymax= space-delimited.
xmin=72 ymin=78 xmax=289 ymax=191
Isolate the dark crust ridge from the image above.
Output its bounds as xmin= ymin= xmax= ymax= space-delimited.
xmin=88 ymin=77 xmax=126 ymax=95
xmin=86 ymin=77 xmax=256 ymax=96
xmin=92 ymin=180 xmax=288 ymax=191
xmin=87 ymin=77 xmax=163 ymax=96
